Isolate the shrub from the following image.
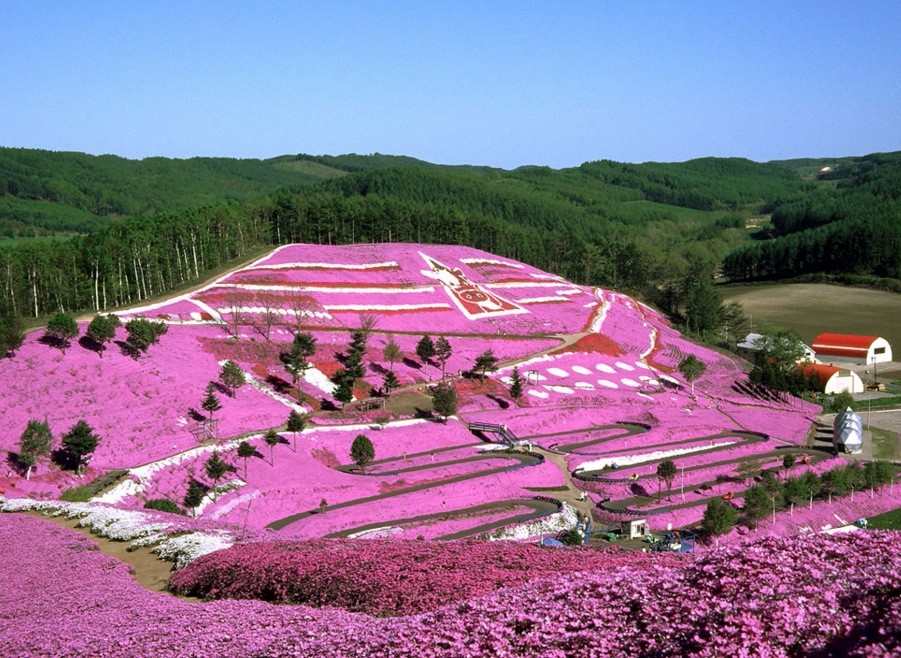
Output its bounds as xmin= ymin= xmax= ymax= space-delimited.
xmin=60 ymin=486 xmax=93 ymax=502
xmin=144 ymin=498 xmax=186 ymax=515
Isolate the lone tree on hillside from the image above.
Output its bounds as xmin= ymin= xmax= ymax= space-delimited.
xmin=509 ymin=366 xmax=524 ymax=401
xmin=204 ymin=451 xmax=232 ymax=499
xmin=0 ymin=307 xmax=25 ymax=358
xmin=237 ymin=440 xmax=256 ymax=481
xmin=219 ymin=360 xmax=246 ymax=397
xmin=45 ymin=312 xmax=79 ymax=354
xmin=281 ymin=331 xmax=317 ymax=386
xmin=472 ymin=349 xmax=499 ymax=381
xmin=701 ymin=497 xmax=738 ymax=537
xmin=62 ymin=420 xmax=101 ymax=475
xmin=431 ymin=381 xmax=458 ymax=421
xmin=382 ymin=370 xmax=400 ymax=394
xmin=332 ymin=370 xmax=355 ymax=408
xmin=183 ymin=477 xmax=208 ymax=518
xmin=18 ymin=419 xmax=53 ymax=480
xmin=343 ymin=329 xmax=368 ymax=382
xmin=435 ymin=336 xmax=453 ymax=378
xmin=350 ymin=434 xmax=375 ymax=473
xmin=264 ymin=429 xmax=282 ymax=465
xmin=383 ymin=334 xmax=402 ymax=373
xmin=124 ymin=318 xmax=167 ymax=357
xmin=286 ymin=410 xmax=307 ymax=452
xmin=201 ymin=384 xmax=222 ymax=420
xmin=416 ymin=334 xmax=436 ymax=375
xmin=678 ymin=355 xmax=706 ymax=396
xmin=86 ymin=314 xmax=120 ymax=358
xmin=656 ymin=459 xmax=677 ymax=501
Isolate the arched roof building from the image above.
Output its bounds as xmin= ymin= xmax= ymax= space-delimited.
xmin=812 ymin=333 xmax=892 ymax=365
xmin=802 ymin=364 xmax=864 ymax=395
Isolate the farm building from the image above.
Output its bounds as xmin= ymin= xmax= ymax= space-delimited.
xmin=736 ymin=332 xmax=816 ymax=365
xmin=832 ymin=407 xmax=863 ymax=454
xmin=812 ymin=333 xmax=892 ymax=365
xmin=802 ymin=364 xmax=864 ymax=395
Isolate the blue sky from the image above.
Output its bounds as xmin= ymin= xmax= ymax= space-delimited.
xmin=1 ymin=2 xmax=898 ymax=168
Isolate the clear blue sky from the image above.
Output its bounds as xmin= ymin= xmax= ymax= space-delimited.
xmin=1 ymin=1 xmax=898 ymax=168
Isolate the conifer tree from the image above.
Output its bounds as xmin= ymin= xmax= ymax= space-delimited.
xmin=264 ymin=429 xmax=281 ymax=465
xmin=201 ymin=385 xmax=222 ymax=420
xmin=435 ymin=336 xmax=453 ymax=378
xmin=286 ymin=410 xmax=307 ymax=452
xmin=62 ymin=420 xmax=101 ymax=475
xmin=237 ymin=440 xmax=255 ymax=480
xmin=219 ymin=360 xmax=246 ymax=396
xmin=509 ymin=366 xmax=524 ymax=400
xmin=350 ymin=434 xmax=375 ymax=473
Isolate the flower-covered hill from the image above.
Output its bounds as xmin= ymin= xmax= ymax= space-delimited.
xmin=0 ymin=241 xmax=836 ymax=541
xmin=1 ymin=513 xmax=898 ymax=658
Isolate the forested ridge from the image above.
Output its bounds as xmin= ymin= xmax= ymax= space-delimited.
xmin=0 ymin=148 xmax=897 ymax=325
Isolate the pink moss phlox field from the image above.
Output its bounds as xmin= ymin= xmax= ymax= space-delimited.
xmin=169 ymin=538 xmax=674 ymax=616
xmin=0 ymin=324 xmax=289 ymax=478
xmin=3 ymin=514 xmax=899 ymax=657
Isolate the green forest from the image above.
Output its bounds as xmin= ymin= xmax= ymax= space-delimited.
xmin=0 ymin=147 xmax=897 ymax=327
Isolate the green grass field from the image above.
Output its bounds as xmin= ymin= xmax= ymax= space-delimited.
xmin=719 ymin=283 xmax=901 ymax=349
xmin=868 ymin=507 xmax=901 ymax=530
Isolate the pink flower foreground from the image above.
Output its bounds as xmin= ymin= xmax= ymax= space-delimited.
xmin=2 ymin=513 xmax=899 ymax=657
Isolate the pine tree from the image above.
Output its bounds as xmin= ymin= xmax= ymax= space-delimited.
xmin=701 ymin=498 xmax=738 ymax=536
xmin=431 ymin=382 xmax=458 ymax=421
xmin=281 ymin=331 xmax=317 ymax=386
xmin=656 ymin=459 xmax=677 ymax=501
xmin=382 ymin=370 xmax=400 ymax=394
xmin=333 ymin=371 xmax=354 ymax=408
xmin=383 ymin=334 xmax=401 ymax=373
xmin=18 ymin=419 xmax=53 ymax=480
xmin=62 ymin=420 xmax=100 ymax=475
xmin=86 ymin=314 xmax=119 ymax=358
xmin=204 ymin=451 xmax=231 ymax=499
xmin=416 ymin=335 xmax=436 ymax=373
xmin=286 ymin=410 xmax=307 ymax=452
xmin=183 ymin=478 xmax=207 ymax=518
xmin=237 ymin=441 xmax=255 ymax=481
xmin=472 ymin=349 xmax=499 ymax=380
xmin=219 ymin=360 xmax=246 ymax=397
xmin=434 ymin=336 xmax=452 ymax=378
xmin=45 ymin=312 xmax=78 ymax=354
xmin=264 ymin=429 xmax=282 ymax=465
xmin=509 ymin=366 xmax=524 ymax=400
xmin=678 ymin=355 xmax=706 ymax=396
xmin=201 ymin=385 xmax=222 ymax=420
xmin=350 ymin=434 xmax=375 ymax=473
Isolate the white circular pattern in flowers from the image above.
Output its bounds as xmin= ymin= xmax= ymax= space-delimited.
xmin=621 ymin=378 xmax=640 ymax=387
xmin=545 ymin=385 xmax=575 ymax=395
xmin=615 ymin=361 xmax=635 ymax=371
xmin=595 ymin=363 xmax=616 ymax=374
xmin=571 ymin=365 xmax=592 ymax=375
xmin=597 ymin=379 xmax=618 ymax=389
xmin=547 ymin=367 xmax=569 ymax=378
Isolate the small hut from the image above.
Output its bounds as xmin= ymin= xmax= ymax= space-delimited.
xmin=621 ymin=518 xmax=650 ymax=539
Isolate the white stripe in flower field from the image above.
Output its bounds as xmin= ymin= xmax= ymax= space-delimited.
xmin=212 ymin=283 xmax=435 ymax=294
xmin=517 ymin=296 xmax=569 ymax=304
xmin=215 ymin=306 xmax=332 ymax=320
xmin=574 ymin=441 xmax=738 ymax=472
xmin=547 ymin=367 xmax=569 ymax=378
xmin=321 ymin=303 xmax=453 ymax=312
xmin=459 ymin=257 xmax=524 ymax=268
xmin=597 ymin=379 xmax=618 ymax=389
xmin=555 ymin=288 xmax=584 ymax=296
xmin=247 ymin=261 xmax=400 ymax=270
xmin=635 ymin=361 xmax=652 ymax=370
xmin=528 ymin=390 xmax=550 ymax=399
xmin=544 ymin=385 xmax=575 ymax=395
xmin=621 ymin=378 xmax=641 ymax=388
xmin=615 ymin=361 xmax=635 ymax=371
xmin=587 ymin=289 xmax=611 ymax=333
xmin=483 ymin=281 xmax=571 ymax=289
xmin=571 ymin=365 xmax=592 ymax=375
xmin=595 ymin=363 xmax=616 ymax=374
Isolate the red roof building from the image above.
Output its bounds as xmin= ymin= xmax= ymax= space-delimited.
xmin=802 ymin=363 xmax=864 ymax=394
xmin=812 ymin=333 xmax=892 ymax=364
